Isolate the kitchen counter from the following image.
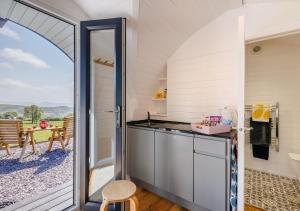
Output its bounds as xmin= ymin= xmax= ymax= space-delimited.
xmin=127 ymin=119 xmax=233 ymax=139
xmin=127 ymin=119 xmax=233 ymax=210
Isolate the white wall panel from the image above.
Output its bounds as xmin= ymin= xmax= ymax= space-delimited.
xmin=18 ymin=7 xmax=38 ymax=26
xmin=38 ymin=16 xmax=59 ymax=35
xmin=167 ymin=10 xmax=241 ymax=122
xmin=51 ymin=26 xmax=73 ymax=44
xmin=28 ymin=12 xmax=48 ymax=30
xmin=8 ymin=3 xmax=27 ymax=23
xmin=45 ymin=21 xmax=69 ymax=40
xmin=0 ymin=0 xmax=13 ymax=18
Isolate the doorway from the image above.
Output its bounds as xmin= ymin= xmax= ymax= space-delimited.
xmin=0 ymin=1 xmax=76 ymax=210
xmin=80 ymin=18 xmax=126 ymax=208
xmin=244 ymin=33 xmax=300 ymax=210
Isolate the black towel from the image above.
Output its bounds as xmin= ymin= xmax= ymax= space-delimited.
xmin=250 ymin=118 xmax=271 ymax=160
xmin=252 ymin=145 xmax=270 ymax=160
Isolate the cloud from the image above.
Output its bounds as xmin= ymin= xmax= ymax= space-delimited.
xmin=0 ymin=62 xmax=14 ymax=70
xmin=0 ymin=78 xmax=73 ymax=106
xmin=0 ymin=26 xmax=20 ymax=40
xmin=0 ymin=48 xmax=49 ymax=69
xmin=0 ymin=78 xmax=32 ymax=88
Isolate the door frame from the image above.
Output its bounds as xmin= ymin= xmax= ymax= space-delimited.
xmin=237 ymin=15 xmax=245 ymax=211
xmin=6 ymin=0 xmax=79 ymax=210
xmin=79 ymin=17 xmax=126 ymax=208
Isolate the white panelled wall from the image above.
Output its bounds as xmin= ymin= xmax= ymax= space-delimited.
xmin=126 ymin=0 xmax=241 ymax=120
xmin=166 ymin=10 xmax=241 ymax=123
xmin=27 ymin=0 xmax=300 ymax=180
xmin=245 ymin=34 xmax=300 ymax=177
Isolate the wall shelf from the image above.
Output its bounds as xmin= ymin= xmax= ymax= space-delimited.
xmin=152 ymin=98 xmax=167 ymax=101
xmin=151 ymin=113 xmax=168 ymax=117
xmin=159 ymin=77 xmax=167 ymax=81
xmin=152 ymin=74 xmax=167 ymax=117
xmin=94 ymin=58 xmax=114 ymax=67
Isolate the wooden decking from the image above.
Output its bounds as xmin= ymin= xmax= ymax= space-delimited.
xmin=125 ymin=187 xmax=188 ymax=211
xmin=245 ymin=204 xmax=264 ymax=211
xmin=2 ymin=181 xmax=73 ymax=211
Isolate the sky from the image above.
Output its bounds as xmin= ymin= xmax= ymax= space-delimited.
xmin=0 ymin=21 xmax=74 ymax=107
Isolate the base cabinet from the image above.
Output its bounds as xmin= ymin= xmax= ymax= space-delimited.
xmin=127 ymin=125 xmax=230 ymax=211
xmin=194 ymin=153 xmax=226 ymax=211
xmin=127 ymin=127 xmax=155 ymax=185
xmin=155 ymin=131 xmax=194 ymax=202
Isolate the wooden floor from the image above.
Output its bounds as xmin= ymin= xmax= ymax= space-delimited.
xmin=125 ymin=187 xmax=265 ymax=211
xmin=125 ymin=187 xmax=188 ymax=211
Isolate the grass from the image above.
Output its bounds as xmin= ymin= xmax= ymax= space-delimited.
xmin=23 ymin=120 xmax=63 ymax=142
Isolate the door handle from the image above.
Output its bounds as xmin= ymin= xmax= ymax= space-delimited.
xmin=104 ymin=106 xmax=121 ymax=128
xmin=237 ymin=127 xmax=253 ymax=132
xmin=104 ymin=110 xmax=119 ymax=113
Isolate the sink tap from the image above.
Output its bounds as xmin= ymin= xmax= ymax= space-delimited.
xmin=147 ymin=111 xmax=151 ymax=126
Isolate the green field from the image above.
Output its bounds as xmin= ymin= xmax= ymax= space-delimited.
xmin=23 ymin=120 xmax=63 ymax=142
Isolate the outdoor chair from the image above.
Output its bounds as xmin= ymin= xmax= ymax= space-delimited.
xmin=48 ymin=116 xmax=74 ymax=152
xmin=0 ymin=119 xmax=26 ymax=155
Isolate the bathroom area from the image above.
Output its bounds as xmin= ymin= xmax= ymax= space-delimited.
xmin=244 ymin=33 xmax=300 ymax=210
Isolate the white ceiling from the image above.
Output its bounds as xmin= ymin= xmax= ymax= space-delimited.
xmin=2 ymin=0 xmax=243 ymax=65
xmin=71 ymin=0 xmax=242 ymax=20
xmin=71 ymin=0 xmax=242 ymax=71
xmin=134 ymin=0 xmax=243 ymax=78
xmin=73 ymin=0 xmax=133 ymax=19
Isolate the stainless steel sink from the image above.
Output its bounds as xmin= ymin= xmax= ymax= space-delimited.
xmin=134 ymin=122 xmax=159 ymax=127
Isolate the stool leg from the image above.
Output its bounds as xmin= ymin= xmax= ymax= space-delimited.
xmin=100 ymin=199 xmax=110 ymax=211
xmin=129 ymin=195 xmax=139 ymax=211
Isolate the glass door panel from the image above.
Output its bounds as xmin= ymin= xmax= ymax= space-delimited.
xmin=89 ymin=29 xmax=116 ymax=202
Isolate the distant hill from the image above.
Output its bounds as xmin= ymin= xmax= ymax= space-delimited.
xmin=0 ymin=104 xmax=73 ymax=118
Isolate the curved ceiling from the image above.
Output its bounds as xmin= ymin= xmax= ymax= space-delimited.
xmin=71 ymin=0 xmax=243 ymax=75
xmin=0 ymin=0 xmax=74 ymax=61
xmin=21 ymin=0 xmax=242 ymax=65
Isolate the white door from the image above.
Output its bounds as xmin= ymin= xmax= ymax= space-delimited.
xmin=237 ymin=15 xmax=245 ymax=211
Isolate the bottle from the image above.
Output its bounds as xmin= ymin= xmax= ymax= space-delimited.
xmin=221 ymin=107 xmax=232 ymax=125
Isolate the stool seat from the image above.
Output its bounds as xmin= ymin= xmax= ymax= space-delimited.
xmin=102 ymin=180 xmax=136 ymax=202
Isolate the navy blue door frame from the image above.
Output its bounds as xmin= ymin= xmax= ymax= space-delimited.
xmin=79 ymin=18 xmax=126 ymax=209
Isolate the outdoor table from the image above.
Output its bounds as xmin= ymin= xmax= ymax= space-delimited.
xmin=19 ymin=126 xmax=62 ymax=161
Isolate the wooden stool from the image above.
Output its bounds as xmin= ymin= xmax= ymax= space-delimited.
xmin=100 ymin=180 xmax=139 ymax=211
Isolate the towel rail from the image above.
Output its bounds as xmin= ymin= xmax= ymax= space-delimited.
xmin=244 ymin=103 xmax=279 ymax=152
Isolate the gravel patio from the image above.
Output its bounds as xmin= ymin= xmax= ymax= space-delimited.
xmin=0 ymin=142 xmax=73 ymax=209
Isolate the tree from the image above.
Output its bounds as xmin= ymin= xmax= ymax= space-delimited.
xmin=4 ymin=111 xmax=18 ymax=119
xmin=23 ymin=105 xmax=44 ymax=123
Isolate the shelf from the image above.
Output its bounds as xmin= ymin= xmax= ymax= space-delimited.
xmin=152 ymin=98 xmax=167 ymax=101
xmin=151 ymin=113 xmax=168 ymax=117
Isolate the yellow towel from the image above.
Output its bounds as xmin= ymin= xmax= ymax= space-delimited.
xmin=252 ymin=104 xmax=270 ymax=122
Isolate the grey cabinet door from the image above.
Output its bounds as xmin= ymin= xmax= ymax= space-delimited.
xmin=194 ymin=153 xmax=226 ymax=211
xmin=127 ymin=127 xmax=155 ymax=185
xmin=155 ymin=132 xmax=193 ymax=202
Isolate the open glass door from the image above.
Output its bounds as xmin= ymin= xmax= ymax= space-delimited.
xmin=80 ymin=18 xmax=126 ymax=208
